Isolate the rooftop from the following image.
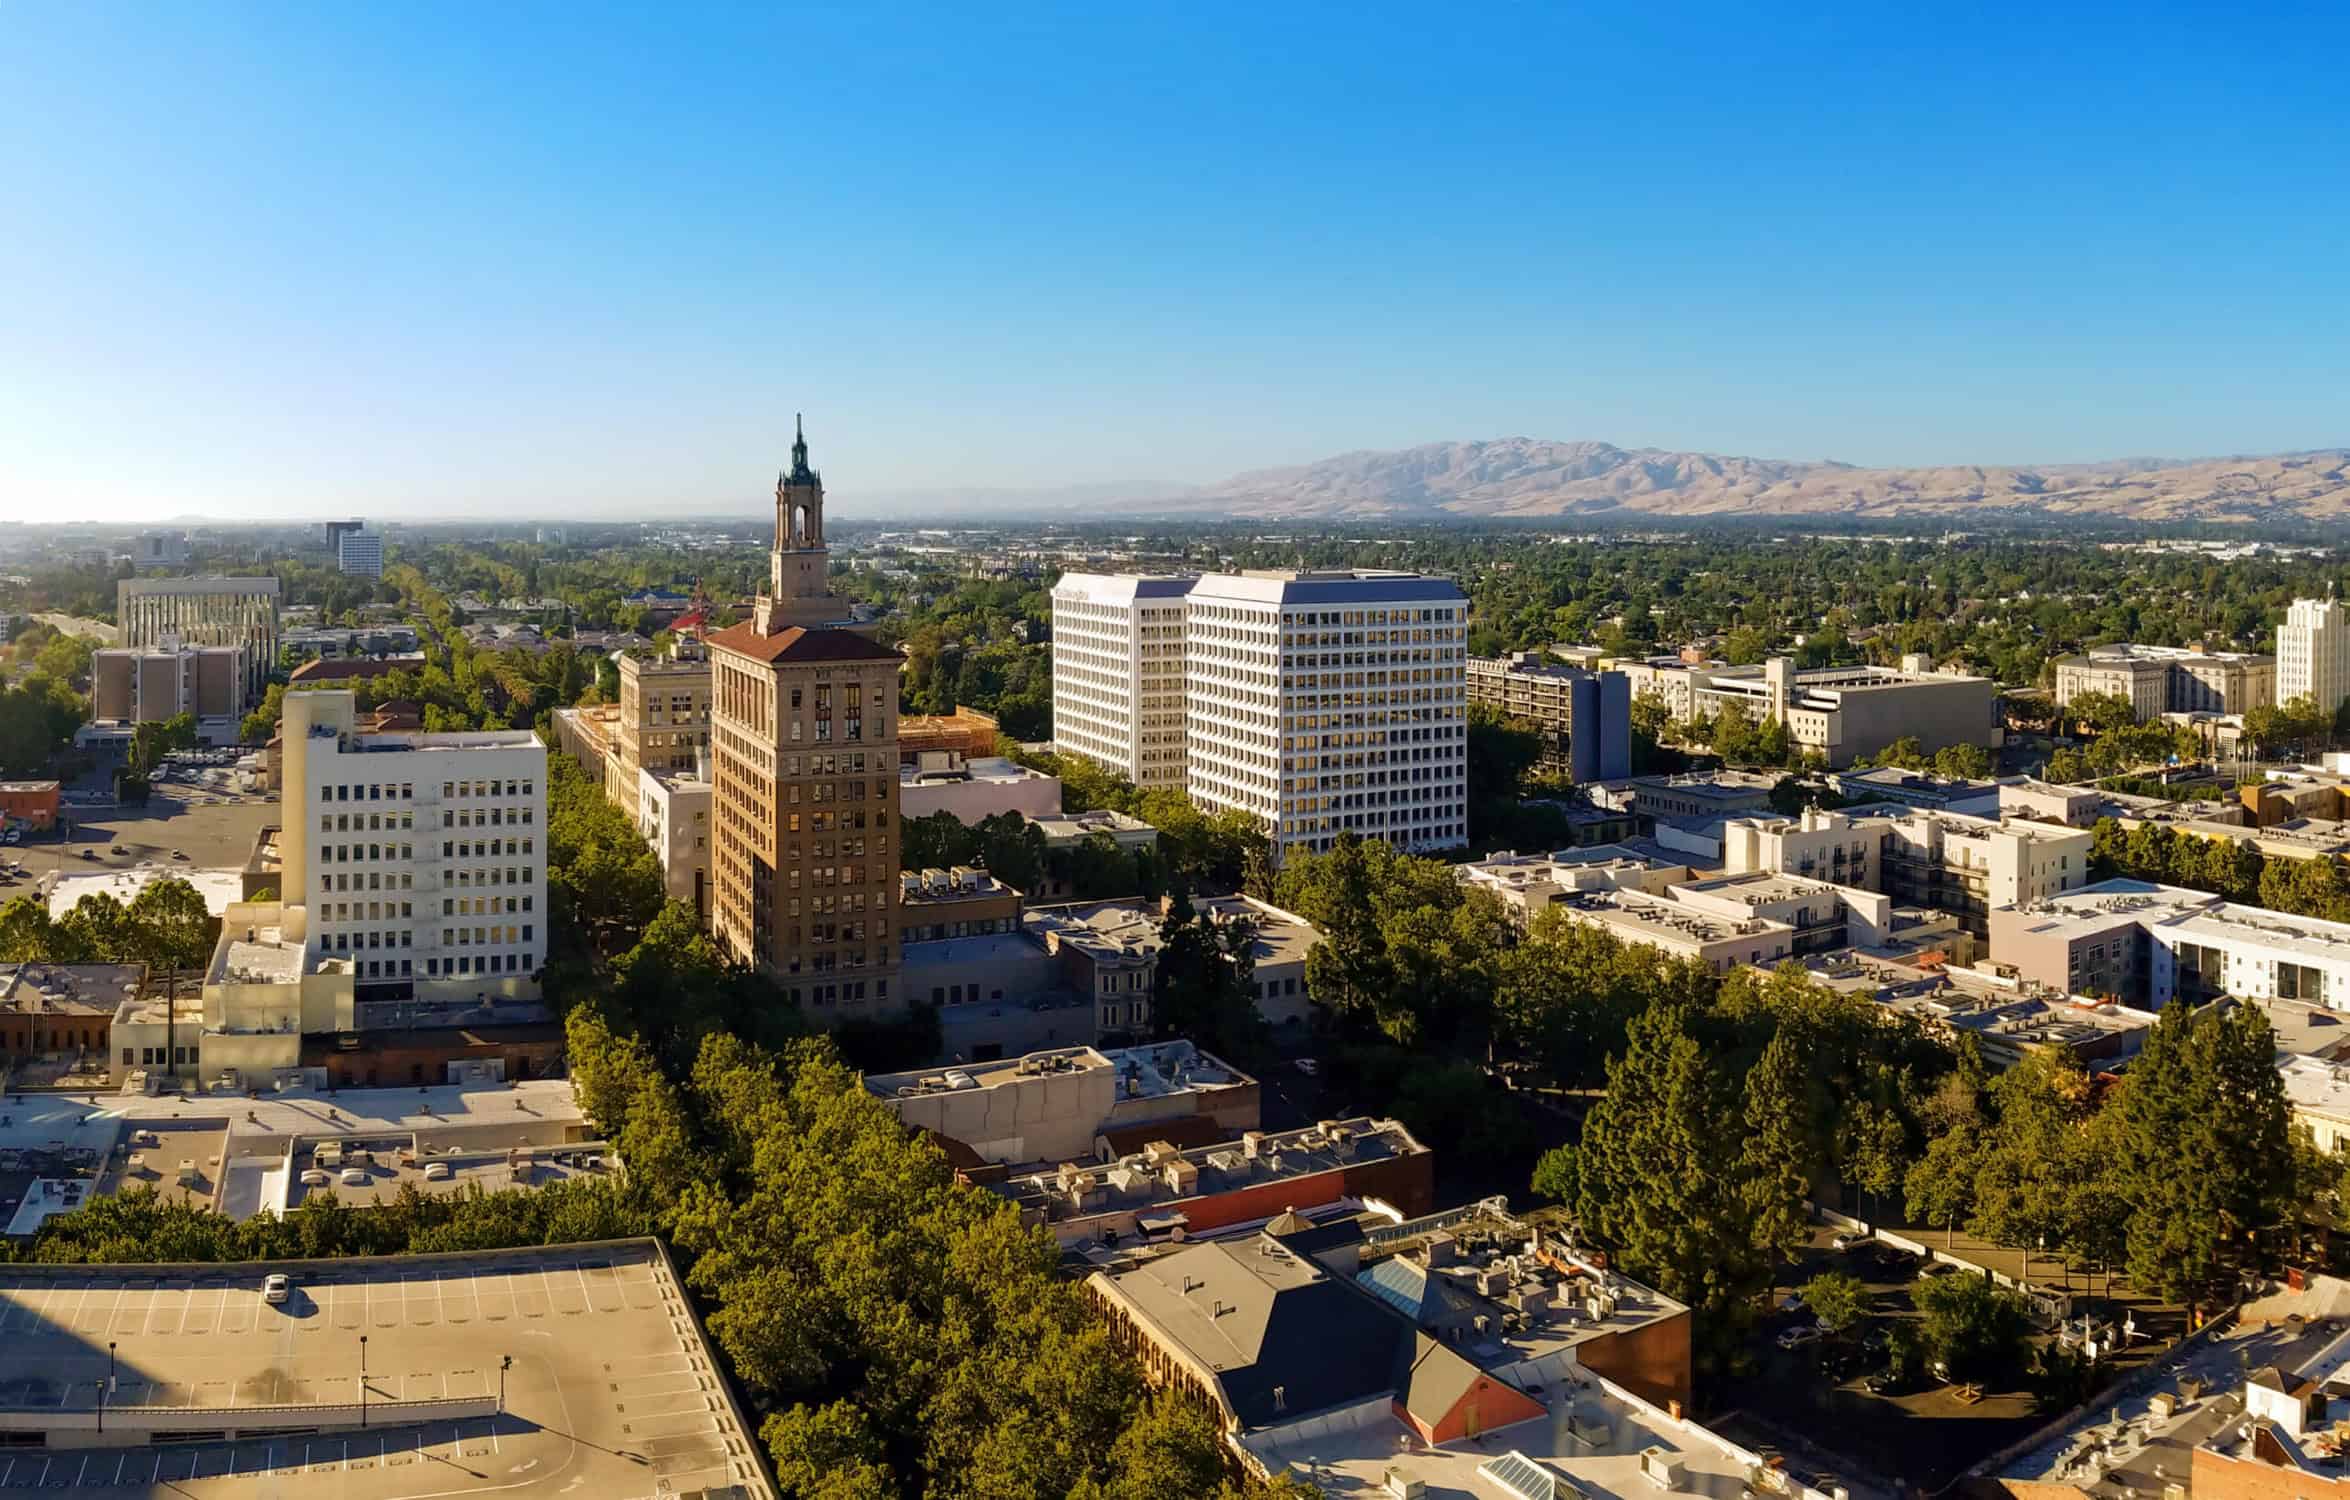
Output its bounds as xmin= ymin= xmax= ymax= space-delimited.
xmin=899 ymin=754 xmax=1048 ymax=788
xmin=1187 ymin=569 xmax=1466 ymax=606
xmin=1005 ymin=1115 xmax=1422 ymax=1230
xmin=2064 ymin=642 xmax=2274 ymax=665
xmin=900 ymin=865 xmax=1019 ymax=906
xmin=1032 ymin=807 xmax=1159 ymax=843
xmin=0 ymin=1239 xmax=770 ymax=1499
xmin=703 ymin=621 xmax=898 ymax=664
xmin=45 ymin=866 xmax=244 ymax=920
xmin=0 ymin=964 xmax=146 ymax=1018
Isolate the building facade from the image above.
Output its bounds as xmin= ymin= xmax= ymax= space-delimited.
xmin=336 ymin=529 xmax=385 ymax=578
xmin=279 ymin=689 xmax=548 ymax=1001
xmin=749 ymin=416 xmax=858 ymax=634
xmin=91 ymin=645 xmax=246 ymax=727
xmin=1620 ymin=653 xmax=1997 ymax=766
xmin=116 ymin=576 xmax=280 ymax=700
xmin=2052 ymin=643 xmax=2275 ymax=719
xmin=706 ymin=428 xmax=902 ymax=1019
xmin=1049 ymin=573 xmax=1197 ymax=787
xmin=2279 ymin=598 xmax=2350 ymax=714
xmin=1723 ymin=803 xmax=2093 ymax=937
xmin=1185 ymin=570 xmax=1468 ymax=859
xmin=1990 ymin=878 xmax=2350 ymax=1011
xmin=1467 ymin=652 xmax=1582 ymax=769
xmin=610 ymin=638 xmax=711 ymax=804
xmin=635 ymin=766 xmax=711 ymax=915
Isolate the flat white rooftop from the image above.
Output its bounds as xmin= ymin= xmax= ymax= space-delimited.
xmin=46 ymin=866 xmax=243 ymax=920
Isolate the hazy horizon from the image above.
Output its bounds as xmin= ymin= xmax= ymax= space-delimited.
xmin=6 ymin=5 xmax=2348 ymax=524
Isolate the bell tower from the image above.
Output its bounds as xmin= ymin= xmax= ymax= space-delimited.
xmin=754 ymin=415 xmax=849 ymax=634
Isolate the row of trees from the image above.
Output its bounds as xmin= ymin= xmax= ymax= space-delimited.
xmin=2089 ymin=816 xmax=2350 ymax=923
xmin=0 ymin=878 xmax=218 ymax=971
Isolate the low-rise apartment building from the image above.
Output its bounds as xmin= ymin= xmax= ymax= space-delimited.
xmin=1989 ymin=877 xmax=2350 ymax=1010
xmin=635 ymin=765 xmax=711 ymax=913
xmin=1724 ymin=803 xmax=2094 ymax=937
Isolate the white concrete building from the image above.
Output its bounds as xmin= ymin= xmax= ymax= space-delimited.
xmin=1184 ymin=569 xmax=1467 ymax=859
xmin=635 ymin=765 xmax=711 ymax=914
xmin=280 ymin=690 xmax=548 ymax=1001
xmin=2279 ymin=598 xmax=2350 ymax=714
xmin=898 ymin=754 xmax=1063 ymax=824
xmin=1049 ymin=573 xmax=1197 ymax=787
xmin=336 ymin=529 xmax=385 ymax=578
xmin=1990 ymin=878 xmax=2350 ymax=1011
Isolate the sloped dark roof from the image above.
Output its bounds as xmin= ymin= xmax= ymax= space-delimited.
xmin=1392 ymin=1330 xmax=1487 ymax=1427
xmin=705 ymin=623 xmax=896 ymax=665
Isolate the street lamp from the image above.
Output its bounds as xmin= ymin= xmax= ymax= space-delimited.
xmin=359 ymin=1334 xmax=368 ymax=1429
xmin=100 ymin=1342 xmax=115 ymax=1434
xmin=499 ymin=1355 xmax=512 ymax=1416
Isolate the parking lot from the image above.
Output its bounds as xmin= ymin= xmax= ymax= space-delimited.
xmin=0 ymin=1240 xmax=770 ymax=1498
xmin=1716 ymin=1225 xmax=2191 ymax=1492
xmin=32 ymin=783 xmax=278 ymax=882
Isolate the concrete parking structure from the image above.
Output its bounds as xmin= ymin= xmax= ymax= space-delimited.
xmin=0 ymin=1237 xmax=772 ymax=1497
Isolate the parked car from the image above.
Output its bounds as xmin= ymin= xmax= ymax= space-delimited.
xmin=1776 ymin=1324 xmax=1825 ymax=1350
xmin=1293 ymin=1058 xmax=1320 ymax=1077
xmin=1830 ymin=1232 xmax=1867 ymax=1252
xmin=262 ymin=1274 xmax=291 ymax=1305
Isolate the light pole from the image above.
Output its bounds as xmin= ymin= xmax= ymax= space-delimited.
xmin=100 ymin=1342 xmax=115 ymax=1434
xmin=499 ymin=1355 xmax=512 ymax=1416
xmin=359 ymin=1334 xmax=368 ymax=1429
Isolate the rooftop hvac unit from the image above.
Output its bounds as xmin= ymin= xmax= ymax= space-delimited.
xmin=1641 ymin=1448 xmax=1687 ymax=1490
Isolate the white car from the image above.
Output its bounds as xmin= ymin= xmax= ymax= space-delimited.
xmin=1776 ymin=1324 xmax=1825 ymax=1350
xmin=262 ymin=1274 xmax=291 ymax=1305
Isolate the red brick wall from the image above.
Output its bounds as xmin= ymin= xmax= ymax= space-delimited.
xmin=1171 ymin=1149 xmax=1434 ymax=1236
xmin=1576 ymin=1306 xmax=1695 ymax=1413
xmin=2191 ymin=1441 xmax=2350 ymax=1500
xmin=1393 ymin=1375 xmax=1546 ymax=1445
xmin=0 ymin=785 xmax=59 ymax=830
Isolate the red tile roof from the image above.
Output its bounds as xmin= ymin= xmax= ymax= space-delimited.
xmin=705 ymin=623 xmax=897 ymax=665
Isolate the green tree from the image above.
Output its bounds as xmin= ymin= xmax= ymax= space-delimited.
xmin=1802 ymin=1270 xmax=1869 ymax=1334
xmin=1932 ymin=742 xmax=1993 ymax=780
xmin=1915 ymin=1273 xmax=2028 ymax=1381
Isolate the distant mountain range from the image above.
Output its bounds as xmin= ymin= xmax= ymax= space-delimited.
xmin=1072 ymin=438 xmax=2350 ymax=524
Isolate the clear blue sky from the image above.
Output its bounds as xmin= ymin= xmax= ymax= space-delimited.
xmin=5 ymin=2 xmax=2346 ymax=522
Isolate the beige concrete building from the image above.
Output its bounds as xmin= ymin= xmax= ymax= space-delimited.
xmin=1724 ymin=802 xmax=2093 ymax=937
xmin=2053 ymin=642 xmax=2275 ymax=720
xmin=609 ymin=637 xmax=711 ymax=804
xmin=1622 ymin=653 xmax=1997 ymax=766
xmin=2279 ymin=597 xmax=2350 ymax=714
xmin=866 ymin=1040 xmax=1260 ymax=1168
xmin=116 ymin=576 xmax=279 ymax=700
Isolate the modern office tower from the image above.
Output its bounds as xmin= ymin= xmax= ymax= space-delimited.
xmin=1184 ymin=569 xmax=1468 ymax=860
xmin=116 ymin=576 xmax=280 ymax=704
xmin=749 ymin=415 xmax=857 ymax=634
xmin=1570 ymin=671 xmax=1632 ymax=783
xmin=706 ymin=426 xmax=902 ymax=1017
xmin=2052 ymin=643 xmax=2275 ymax=719
xmin=336 ymin=528 xmax=384 ymax=577
xmin=279 ymin=689 xmax=549 ymax=1001
xmin=1049 ymin=573 xmax=1198 ymax=786
xmin=91 ymin=643 xmax=246 ymax=726
xmin=609 ymin=636 xmax=711 ymax=805
xmin=133 ymin=532 xmax=187 ymax=566
xmin=2278 ymin=598 xmax=2350 ymax=714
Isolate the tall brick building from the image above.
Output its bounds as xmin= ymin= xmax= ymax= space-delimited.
xmin=706 ymin=422 xmax=904 ymax=1019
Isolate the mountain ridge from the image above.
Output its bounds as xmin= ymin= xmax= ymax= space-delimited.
xmin=1114 ymin=438 xmax=2350 ymax=523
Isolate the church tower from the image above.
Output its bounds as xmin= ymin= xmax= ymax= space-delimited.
xmin=753 ymin=415 xmax=851 ymax=634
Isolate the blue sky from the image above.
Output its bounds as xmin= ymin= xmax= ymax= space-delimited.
xmin=4 ymin=2 xmax=2346 ymax=522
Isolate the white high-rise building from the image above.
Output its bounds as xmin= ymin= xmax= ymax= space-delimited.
xmin=280 ymin=690 xmax=548 ymax=1001
xmin=337 ymin=528 xmax=384 ymax=578
xmin=1050 ymin=573 xmax=1197 ymax=787
xmin=1184 ymin=570 xmax=1468 ymax=860
xmin=2278 ymin=598 xmax=2350 ymax=716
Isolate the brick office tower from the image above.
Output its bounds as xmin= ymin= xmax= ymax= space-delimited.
xmin=706 ymin=422 xmax=904 ymax=1020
